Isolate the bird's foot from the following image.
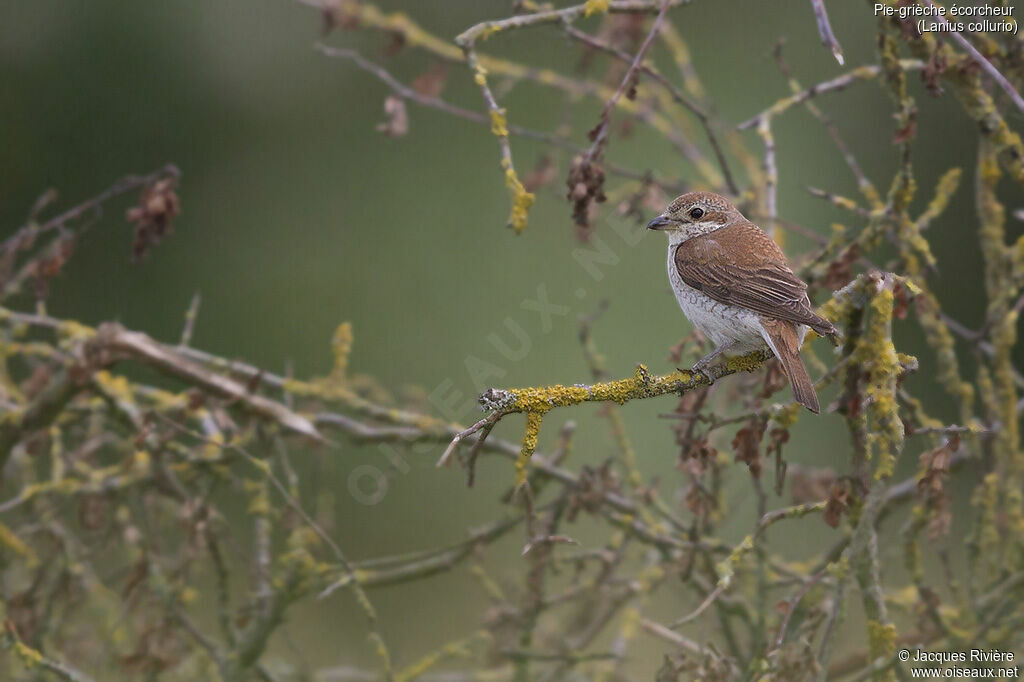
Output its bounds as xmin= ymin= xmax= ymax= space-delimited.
xmin=682 ymin=341 xmax=736 ymax=385
xmin=679 ymin=364 xmax=715 ymax=385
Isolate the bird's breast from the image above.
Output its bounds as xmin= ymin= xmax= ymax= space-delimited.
xmin=666 ymin=247 xmax=765 ymax=349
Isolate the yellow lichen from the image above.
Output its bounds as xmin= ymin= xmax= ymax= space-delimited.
xmin=13 ymin=640 xmax=44 ymax=668
xmin=0 ymin=520 xmax=39 ymax=567
xmin=916 ymin=167 xmax=962 ymax=229
xmin=247 ymin=491 xmax=270 ymax=516
xmin=504 ymin=167 xmax=534 ymax=235
xmin=132 ymin=449 xmax=151 ymax=474
xmin=331 ymin=321 xmax=354 ymax=381
xmin=202 ymin=431 xmax=225 ymax=461
xmin=473 ymin=64 xmax=488 ymax=87
xmin=771 ymin=403 xmax=801 ymax=430
xmin=515 ymin=411 xmax=544 ymax=486
xmin=657 ymin=22 xmax=706 ymax=100
xmin=619 ymin=607 xmax=641 ymax=640
xmin=57 ymin=319 xmax=94 ymax=342
xmin=716 ymin=534 xmax=754 ymax=588
xmin=852 ymin=286 xmax=904 ymax=480
xmin=866 ymin=619 xmax=897 ymax=660
xmin=475 ymin=22 xmax=502 ymax=41
xmin=369 ymin=632 xmax=394 ymax=678
xmin=361 ymin=5 xmax=463 ymax=60
xmin=489 ymin=108 xmax=508 ymax=138
xmin=725 ymin=351 xmax=769 ymax=374
xmin=93 ymin=370 xmax=135 ymax=402
xmin=826 ymin=556 xmax=850 ymax=580
xmin=495 ymin=354 xmax=773 ymax=473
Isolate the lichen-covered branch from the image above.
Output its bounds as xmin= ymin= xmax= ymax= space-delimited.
xmin=472 ymin=351 xmax=771 ymax=485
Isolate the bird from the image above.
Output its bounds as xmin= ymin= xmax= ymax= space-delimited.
xmin=647 ymin=191 xmax=838 ymax=413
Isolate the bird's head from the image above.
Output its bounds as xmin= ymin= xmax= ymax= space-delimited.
xmin=646 ymin=191 xmax=742 ymax=241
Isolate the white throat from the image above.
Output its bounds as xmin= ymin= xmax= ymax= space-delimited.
xmin=665 ymin=221 xmax=726 ymax=246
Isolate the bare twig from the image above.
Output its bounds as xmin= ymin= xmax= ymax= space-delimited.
xmin=583 ymin=0 xmax=675 ymax=166
xmin=562 ymin=23 xmax=739 ymax=195
xmin=669 ymin=583 xmax=725 ymax=628
xmin=1 ymin=164 xmax=179 ymax=254
xmin=771 ymin=569 xmax=826 ymax=651
xmin=436 ymin=413 xmax=498 ymax=467
xmin=737 ymin=61 xmax=925 ymax=130
xmin=179 ymin=291 xmax=202 ymax=347
xmin=638 ymin=618 xmax=703 ymax=654
xmin=316 ymin=45 xmax=678 ymax=189
xmin=809 ymin=0 xmax=845 ymax=66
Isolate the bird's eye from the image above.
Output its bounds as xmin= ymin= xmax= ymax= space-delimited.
xmin=689 ymin=207 xmax=704 ymax=219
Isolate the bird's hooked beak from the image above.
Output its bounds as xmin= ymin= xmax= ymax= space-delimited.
xmin=646 ymin=214 xmax=676 ymax=231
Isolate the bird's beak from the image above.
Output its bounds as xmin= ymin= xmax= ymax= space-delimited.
xmin=646 ymin=214 xmax=675 ymax=231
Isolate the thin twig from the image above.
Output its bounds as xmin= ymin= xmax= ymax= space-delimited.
xmin=669 ymin=583 xmax=724 ymax=628
xmin=809 ymin=0 xmax=845 ymax=65
xmin=1 ymin=164 xmax=179 ymax=254
xmin=316 ymin=45 xmax=678 ymax=189
xmin=770 ymin=568 xmax=826 ymax=651
xmin=737 ymin=61 xmax=925 ymax=130
xmin=583 ymin=0 xmax=675 ymax=166
xmin=436 ymin=413 xmax=498 ymax=467
xmin=562 ymin=23 xmax=738 ymax=195
xmin=638 ymin=618 xmax=703 ymax=654
xmin=179 ymin=291 xmax=202 ymax=347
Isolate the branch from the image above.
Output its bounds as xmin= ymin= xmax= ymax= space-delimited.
xmin=773 ymin=42 xmax=880 ymax=205
xmin=456 ymin=30 xmax=534 ymax=233
xmin=0 ymin=311 xmax=324 ymax=450
xmin=809 ymin=0 xmax=845 ymax=65
xmin=478 ymin=351 xmax=770 ymax=417
xmin=737 ymin=61 xmax=925 ymax=130
xmin=319 ymin=514 xmax=524 ymax=594
xmin=638 ymin=619 xmax=703 ymax=655
xmin=3 ymin=623 xmax=97 ymax=682
xmin=581 ymin=0 xmax=674 ymax=166
xmin=757 ymin=117 xmax=778 ymax=235
xmin=0 ymin=368 xmax=83 ymax=470
xmin=468 ymin=350 xmax=772 ymax=486
xmin=920 ymin=0 xmax=1024 ymax=117
xmin=561 ymin=23 xmax=738 ymax=195
xmin=1 ymin=164 xmax=179 ymax=255
xmin=316 ymin=43 xmax=667 ymax=184
xmin=453 ymin=0 xmax=691 ymax=45
xmin=96 ymin=323 xmax=324 ymax=441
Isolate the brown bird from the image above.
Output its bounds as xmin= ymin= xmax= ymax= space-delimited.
xmin=647 ymin=191 xmax=838 ymax=413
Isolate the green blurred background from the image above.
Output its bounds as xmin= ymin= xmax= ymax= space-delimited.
xmin=3 ymin=0 xmax=1022 ymax=676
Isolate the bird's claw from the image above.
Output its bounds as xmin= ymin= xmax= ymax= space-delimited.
xmin=679 ymin=365 xmax=715 ymax=385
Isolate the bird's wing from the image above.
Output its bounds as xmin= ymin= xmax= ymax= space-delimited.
xmin=673 ymin=222 xmax=835 ymax=335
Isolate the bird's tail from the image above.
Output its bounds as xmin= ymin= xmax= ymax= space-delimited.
xmin=760 ymin=318 xmax=820 ymax=414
